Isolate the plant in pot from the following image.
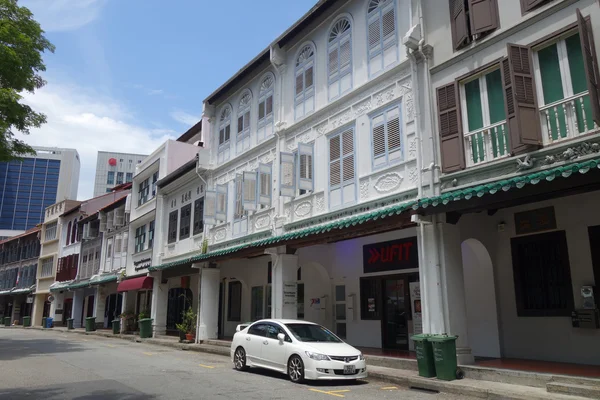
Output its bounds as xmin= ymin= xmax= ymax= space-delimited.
xmin=176 ymin=307 xmax=197 ymax=342
xmin=119 ymin=310 xmax=135 ymax=332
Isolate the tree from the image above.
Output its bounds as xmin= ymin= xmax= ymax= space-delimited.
xmin=0 ymin=0 xmax=54 ymax=161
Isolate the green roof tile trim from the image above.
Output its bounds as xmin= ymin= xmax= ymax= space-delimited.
xmin=149 ymin=158 xmax=600 ymax=273
xmin=49 ymin=282 xmax=72 ymax=292
xmin=89 ymin=274 xmax=118 ymax=286
xmin=415 ymin=158 xmax=600 ymax=210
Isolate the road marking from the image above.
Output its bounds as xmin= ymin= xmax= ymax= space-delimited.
xmin=308 ymin=389 xmax=349 ymax=398
xmin=198 ymin=364 xmax=215 ymax=369
xmin=105 ymin=344 xmax=115 ymax=348
xmin=381 ymin=386 xmax=397 ymax=390
xmin=142 ymin=352 xmax=154 ymax=356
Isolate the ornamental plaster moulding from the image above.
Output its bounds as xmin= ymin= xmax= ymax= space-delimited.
xmin=294 ymin=201 xmax=312 ymax=217
xmin=374 ymin=172 xmax=403 ymax=193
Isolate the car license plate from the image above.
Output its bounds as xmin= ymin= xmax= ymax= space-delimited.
xmin=343 ymin=365 xmax=355 ymax=375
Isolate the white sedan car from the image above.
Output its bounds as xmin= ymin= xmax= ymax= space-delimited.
xmin=230 ymin=319 xmax=367 ymax=383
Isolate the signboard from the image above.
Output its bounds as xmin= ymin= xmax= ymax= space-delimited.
xmin=26 ymin=295 xmax=34 ymax=304
xmin=283 ymin=283 xmax=297 ymax=307
xmin=514 ymin=206 xmax=556 ymax=235
xmin=134 ymin=257 xmax=152 ymax=271
xmin=310 ymin=298 xmax=321 ymax=310
xmin=409 ymin=282 xmax=422 ymax=335
xmin=363 ymin=237 xmax=418 ymax=273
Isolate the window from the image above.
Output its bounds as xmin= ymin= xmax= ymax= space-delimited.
xmin=251 ymin=286 xmax=264 ymax=321
xmin=66 ymin=221 xmax=72 ymax=245
xmin=138 ymin=178 xmax=150 ymax=206
xmin=257 ymin=73 xmax=275 ymax=141
xmin=228 ymin=281 xmax=242 ymax=321
xmin=193 ymin=198 xmax=204 ymax=235
xmin=449 ymin=0 xmax=499 ymax=51
xmin=367 ymin=0 xmax=398 ymax=77
xmin=107 ymin=171 xmax=115 ymax=185
xmin=218 ymin=106 xmax=232 ymax=163
xmin=148 ymin=221 xmax=155 ymax=248
xmin=297 ymin=143 xmax=314 ymax=195
xmin=233 ymin=175 xmax=247 ymax=236
xmin=40 ymin=257 xmax=54 ymax=278
xmin=328 ymin=18 xmax=352 ymax=100
xmin=248 ymin=323 xmax=267 ymax=336
xmin=328 ymin=127 xmax=356 ymax=209
xmin=360 ymin=277 xmax=382 ymax=320
xmin=168 ymin=210 xmax=178 ymax=244
xmin=511 ymin=230 xmax=574 ymax=316
xmin=134 ymin=225 xmax=146 ymax=253
xmin=237 ymin=91 xmax=252 ymax=154
xmin=371 ymin=104 xmax=403 ymax=169
xmin=44 ymin=222 xmax=57 ymax=241
xmin=534 ymin=28 xmax=597 ymax=144
xmin=116 ymin=172 xmax=124 ymax=185
xmin=151 ymin=171 xmax=159 ymax=197
xmin=294 ymin=44 xmax=315 ymax=120
xmin=126 ymin=172 xmax=133 ymax=183
xmin=521 ymin=0 xmax=554 ymax=14
xmin=179 ymin=204 xmax=191 ymax=240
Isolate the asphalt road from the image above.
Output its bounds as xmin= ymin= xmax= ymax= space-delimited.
xmin=0 ymin=329 xmax=472 ymax=400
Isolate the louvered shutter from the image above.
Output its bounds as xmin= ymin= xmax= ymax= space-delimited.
xmin=368 ymin=12 xmax=381 ymax=62
xmin=382 ymin=4 xmax=396 ymax=42
xmin=329 ymin=135 xmax=341 ymax=187
xmin=577 ymin=9 xmax=600 ymax=126
xmin=450 ymin=0 xmax=469 ymax=50
xmin=298 ymin=143 xmax=314 ymax=191
xmin=372 ymin=115 xmax=386 ymax=167
xmin=520 ymin=0 xmax=548 ymax=13
xmin=258 ymin=163 xmax=272 ymax=206
xmin=437 ymin=83 xmax=465 ymax=172
xmin=342 ymin=129 xmax=355 ymax=184
xmin=296 ymin=73 xmax=304 ymax=96
xmin=82 ymin=223 xmax=89 ymax=240
xmin=502 ymin=44 xmax=541 ymax=154
xmin=468 ymin=0 xmax=499 ymax=35
xmin=280 ymin=152 xmax=296 ymax=197
xmin=305 ymin=66 xmax=314 ymax=89
xmin=386 ymin=106 xmax=402 ymax=162
xmin=203 ymin=191 xmax=216 ymax=227
xmin=216 ymin=184 xmax=228 ymax=222
xmin=234 ymin=174 xmax=243 ymax=219
xmin=242 ymin=171 xmax=258 ymax=211
xmin=329 ymin=46 xmax=339 ymax=80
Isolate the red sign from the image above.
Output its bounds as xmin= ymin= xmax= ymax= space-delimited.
xmin=108 ymin=158 xmax=117 ymax=166
xmin=363 ymin=237 xmax=419 ymax=273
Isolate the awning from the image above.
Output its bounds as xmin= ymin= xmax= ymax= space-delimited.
xmin=90 ymin=274 xmax=118 ymax=286
xmin=49 ymin=281 xmax=74 ymax=292
xmin=117 ymin=276 xmax=153 ymax=292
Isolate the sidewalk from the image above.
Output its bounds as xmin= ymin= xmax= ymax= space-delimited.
xmin=3 ymin=325 xmax=596 ymax=400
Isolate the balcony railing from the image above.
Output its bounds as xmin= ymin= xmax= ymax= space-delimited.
xmin=464 ymin=120 xmax=509 ymax=167
xmin=540 ymin=92 xmax=598 ymax=145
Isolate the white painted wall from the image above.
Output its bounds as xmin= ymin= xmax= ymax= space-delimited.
xmin=458 ymin=190 xmax=600 ymax=365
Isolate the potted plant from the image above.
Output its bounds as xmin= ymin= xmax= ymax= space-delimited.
xmin=119 ymin=310 xmax=135 ymax=332
xmin=176 ymin=307 xmax=197 ymax=342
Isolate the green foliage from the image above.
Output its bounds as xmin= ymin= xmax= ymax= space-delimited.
xmin=176 ymin=306 xmax=197 ymax=334
xmin=0 ymin=0 xmax=55 ymax=161
xmin=138 ymin=309 xmax=149 ymax=320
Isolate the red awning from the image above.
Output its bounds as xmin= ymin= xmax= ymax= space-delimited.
xmin=117 ymin=276 xmax=154 ymax=293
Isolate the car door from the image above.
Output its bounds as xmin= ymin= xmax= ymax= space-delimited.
xmin=245 ymin=323 xmax=267 ymax=365
xmin=261 ymin=323 xmax=290 ymax=371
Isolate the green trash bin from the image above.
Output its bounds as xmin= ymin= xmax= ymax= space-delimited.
xmin=23 ymin=316 xmax=31 ymax=327
xmin=85 ymin=317 xmax=96 ymax=332
xmin=112 ymin=319 xmax=120 ymax=335
xmin=41 ymin=317 xmax=47 ymax=328
xmin=412 ymin=334 xmax=436 ymax=378
xmin=3 ymin=316 xmax=11 ymax=326
xmin=429 ymin=335 xmax=458 ymax=381
xmin=67 ymin=318 xmax=74 ymax=330
xmin=138 ymin=318 xmax=153 ymax=339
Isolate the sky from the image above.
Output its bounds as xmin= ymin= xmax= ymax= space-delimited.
xmin=18 ymin=0 xmax=317 ymax=200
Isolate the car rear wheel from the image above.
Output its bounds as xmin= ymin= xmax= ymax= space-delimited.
xmin=288 ymin=355 xmax=305 ymax=383
xmin=234 ymin=347 xmax=248 ymax=371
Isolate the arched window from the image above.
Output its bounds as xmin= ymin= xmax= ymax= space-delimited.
xmin=367 ymin=0 xmax=398 ymax=77
xmin=328 ymin=17 xmax=352 ymax=100
xmin=71 ymin=218 xmax=77 ymax=244
xmin=257 ymin=73 xmax=275 ymax=141
xmin=294 ymin=44 xmax=315 ymax=120
xmin=218 ymin=105 xmax=232 ymax=163
xmin=236 ymin=90 xmax=252 ymax=154
xmin=66 ymin=221 xmax=72 ymax=246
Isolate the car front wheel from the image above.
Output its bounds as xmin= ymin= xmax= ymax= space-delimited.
xmin=288 ymin=355 xmax=305 ymax=383
xmin=234 ymin=347 xmax=248 ymax=371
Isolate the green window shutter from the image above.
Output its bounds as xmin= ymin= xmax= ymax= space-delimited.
xmin=538 ymin=44 xmax=564 ymax=104
xmin=565 ymin=33 xmax=595 ymax=132
xmin=465 ymin=79 xmax=484 ymax=132
xmin=576 ymin=9 xmax=600 ymax=127
xmin=486 ymin=69 xmax=506 ymax=124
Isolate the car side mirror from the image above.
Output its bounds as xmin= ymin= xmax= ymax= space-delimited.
xmin=277 ymin=333 xmax=285 ymax=343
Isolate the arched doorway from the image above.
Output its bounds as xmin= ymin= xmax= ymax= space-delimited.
xmin=461 ymin=238 xmax=501 ymax=358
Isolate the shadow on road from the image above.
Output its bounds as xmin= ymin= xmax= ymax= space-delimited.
xmin=0 ymin=380 xmax=156 ymax=400
xmin=0 ymin=336 xmax=87 ymax=361
xmin=242 ymin=367 xmax=369 ymax=387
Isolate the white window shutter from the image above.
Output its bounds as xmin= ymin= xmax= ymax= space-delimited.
xmin=203 ymin=190 xmax=217 ymax=226
xmin=99 ymin=213 xmax=107 ymax=233
xmin=280 ymin=152 xmax=296 ymax=197
xmin=297 ymin=143 xmax=314 ymax=191
xmin=242 ymin=171 xmax=258 ymax=211
xmin=82 ymin=223 xmax=90 ymax=240
xmin=106 ymin=211 xmax=114 ymax=231
xmin=115 ymin=207 xmax=125 ymax=227
xmin=125 ymin=194 xmax=131 ymax=213
xmin=216 ymin=184 xmax=228 ymax=222
xmin=368 ymin=13 xmax=381 ymax=58
xmin=258 ymin=163 xmax=272 ymax=206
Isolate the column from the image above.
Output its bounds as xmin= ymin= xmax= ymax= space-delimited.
xmin=72 ymin=290 xmax=84 ymax=328
xmin=150 ymin=273 xmax=168 ymax=337
xmin=269 ymin=247 xmax=298 ymax=320
xmin=120 ymin=291 xmax=127 ymax=333
xmin=95 ymin=288 xmax=107 ymax=328
xmin=197 ymin=265 xmax=220 ymax=342
xmin=32 ymin=294 xmax=44 ymax=326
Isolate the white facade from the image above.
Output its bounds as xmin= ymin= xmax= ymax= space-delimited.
xmin=93 ymin=151 xmax=147 ymax=197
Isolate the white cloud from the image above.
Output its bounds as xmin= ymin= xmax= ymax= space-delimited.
xmin=170 ymin=110 xmax=200 ymax=127
xmin=21 ymin=83 xmax=176 ymax=200
xmin=21 ymin=0 xmax=107 ymax=32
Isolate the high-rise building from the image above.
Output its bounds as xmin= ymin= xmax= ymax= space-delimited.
xmin=93 ymin=151 xmax=147 ymax=197
xmin=0 ymin=147 xmax=80 ymax=238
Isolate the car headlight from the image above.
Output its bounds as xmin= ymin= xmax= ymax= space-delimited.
xmin=305 ymin=351 xmax=330 ymax=361
xmin=359 ymin=353 xmax=365 ymax=361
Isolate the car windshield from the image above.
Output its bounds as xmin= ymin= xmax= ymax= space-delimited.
xmin=285 ymin=323 xmax=342 ymax=343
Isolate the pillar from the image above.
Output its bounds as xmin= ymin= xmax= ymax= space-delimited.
xmin=197 ymin=265 xmax=220 ymax=342
xmin=72 ymin=290 xmax=84 ymax=328
xmin=95 ymin=287 xmax=107 ymax=328
xmin=150 ymin=273 xmax=168 ymax=337
xmin=32 ymin=294 xmax=44 ymax=326
xmin=119 ymin=291 xmax=127 ymax=333
xmin=269 ymin=247 xmax=298 ymax=320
